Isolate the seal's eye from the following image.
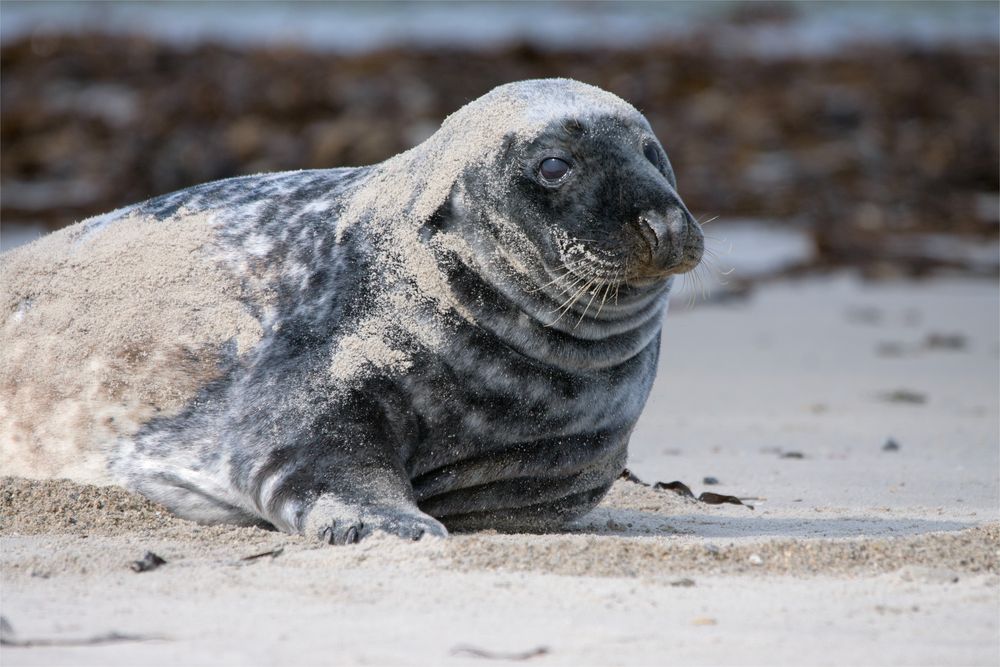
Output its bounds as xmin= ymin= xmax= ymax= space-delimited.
xmin=643 ymin=142 xmax=662 ymax=168
xmin=539 ymin=157 xmax=570 ymax=183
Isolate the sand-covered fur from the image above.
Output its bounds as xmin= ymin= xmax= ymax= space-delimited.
xmin=0 ymin=211 xmax=263 ymax=482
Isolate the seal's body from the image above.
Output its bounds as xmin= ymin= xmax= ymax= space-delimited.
xmin=1 ymin=79 xmax=702 ymax=543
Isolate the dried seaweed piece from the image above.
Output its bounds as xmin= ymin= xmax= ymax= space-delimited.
xmin=780 ymin=451 xmax=805 ymax=459
xmin=670 ymin=578 xmax=696 ymax=587
xmin=883 ymin=438 xmax=901 ymax=452
xmin=876 ymin=341 xmax=906 ymax=357
xmin=1 ymin=631 xmax=166 ymax=648
xmin=240 ymin=547 xmax=284 ymax=561
xmin=654 ymin=481 xmax=695 ymax=498
xmin=129 ymin=551 xmax=166 ymax=573
xmin=698 ymin=492 xmax=754 ymax=510
xmin=0 ymin=616 xmax=166 ymax=648
xmin=881 ymin=389 xmax=927 ymax=404
xmin=925 ymin=333 xmax=967 ymax=350
xmin=654 ymin=479 xmax=755 ymax=509
xmin=619 ymin=468 xmax=648 ymax=485
xmin=702 ymin=476 xmax=720 ymax=485
xmin=451 ymin=645 xmax=550 ymax=661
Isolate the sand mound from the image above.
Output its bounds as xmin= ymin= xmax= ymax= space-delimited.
xmin=1 ymin=476 xmax=179 ymax=535
xmin=2 ymin=476 xmax=996 ymax=580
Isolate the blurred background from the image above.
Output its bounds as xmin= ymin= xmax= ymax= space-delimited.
xmin=1 ymin=0 xmax=997 ymax=294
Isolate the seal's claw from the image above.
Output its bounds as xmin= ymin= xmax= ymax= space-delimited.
xmin=316 ymin=520 xmax=365 ymax=546
xmin=305 ymin=498 xmax=446 ymax=545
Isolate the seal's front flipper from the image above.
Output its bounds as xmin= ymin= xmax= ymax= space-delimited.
xmin=231 ymin=376 xmax=446 ymax=544
xmin=250 ymin=446 xmax=447 ymax=544
xmin=303 ymin=498 xmax=447 ymax=545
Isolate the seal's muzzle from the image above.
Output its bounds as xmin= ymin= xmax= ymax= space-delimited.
xmin=633 ymin=205 xmax=703 ymax=278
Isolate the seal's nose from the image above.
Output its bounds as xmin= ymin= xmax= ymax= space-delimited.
xmin=638 ymin=208 xmax=690 ymax=255
xmin=631 ymin=202 xmax=703 ymax=277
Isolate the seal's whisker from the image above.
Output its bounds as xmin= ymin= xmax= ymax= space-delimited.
xmin=527 ymin=270 xmax=572 ymax=293
xmin=545 ymin=252 xmax=624 ymax=294
xmin=594 ymin=278 xmax=614 ymax=319
xmin=700 ymin=251 xmax=735 ymax=280
xmin=548 ymin=276 xmax=589 ymax=317
xmin=570 ymin=277 xmax=599 ymax=312
xmin=574 ymin=279 xmax=603 ymax=328
xmin=682 ymin=260 xmax=711 ymax=309
xmin=538 ymin=263 xmax=589 ymax=295
xmin=684 ymin=269 xmax=698 ymax=309
xmin=697 ymin=214 xmax=719 ymax=227
xmin=561 ymin=277 xmax=597 ymax=317
xmin=702 ymin=235 xmax=735 ymax=255
xmin=546 ymin=277 xmax=595 ymax=327
xmin=699 ymin=247 xmax=735 ymax=277
xmin=701 ymin=265 xmax=725 ymax=301
xmin=555 ymin=272 xmax=588 ymax=297
xmin=704 ymin=254 xmax=732 ymax=287
xmin=685 ymin=271 xmax=699 ymax=310
xmin=537 ymin=255 xmax=610 ymax=292
xmin=529 ymin=261 xmax=594 ymax=294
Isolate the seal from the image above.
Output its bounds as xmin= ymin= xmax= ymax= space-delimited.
xmin=0 ymin=79 xmax=703 ymax=544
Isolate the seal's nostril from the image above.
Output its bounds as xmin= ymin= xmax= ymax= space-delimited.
xmin=636 ymin=210 xmax=682 ymax=252
xmin=640 ymin=211 xmax=669 ymax=242
xmin=638 ymin=216 xmax=659 ymax=252
xmin=629 ymin=208 xmax=700 ymax=276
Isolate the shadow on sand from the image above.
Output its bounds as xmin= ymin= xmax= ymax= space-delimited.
xmin=568 ymin=506 xmax=975 ymax=540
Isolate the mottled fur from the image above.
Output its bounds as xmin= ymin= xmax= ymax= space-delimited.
xmin=1 ymin=80 xmax=702 ymax=543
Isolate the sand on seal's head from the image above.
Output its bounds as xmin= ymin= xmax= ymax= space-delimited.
xmin=337 ymin=78 xmax=645 ymax=242
xmin=0 ymin=210 xmax=264 ymax=482
xmin=328 ymin=79 xmax=645 ymax=384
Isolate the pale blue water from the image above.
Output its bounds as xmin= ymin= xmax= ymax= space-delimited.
xmin=2 ymin=1 xmax=997 ymax=54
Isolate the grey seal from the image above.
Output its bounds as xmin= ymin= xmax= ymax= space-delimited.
xmin=0 ymin=78 xmax=703 ymax=543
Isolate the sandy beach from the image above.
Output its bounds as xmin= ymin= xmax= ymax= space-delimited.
xmin=1 ymin=273 xmax=997 ymax=666
xmin=1 ymin=3 xmax=997 ymax=664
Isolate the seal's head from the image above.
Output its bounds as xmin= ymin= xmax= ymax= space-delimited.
xmin=505 ymin=112 xmax=701 ymax=288
xmin=343 ymin=78 xmax=701 ymax=321
xmin=445 ymin=79 xmax=703 ymax=296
